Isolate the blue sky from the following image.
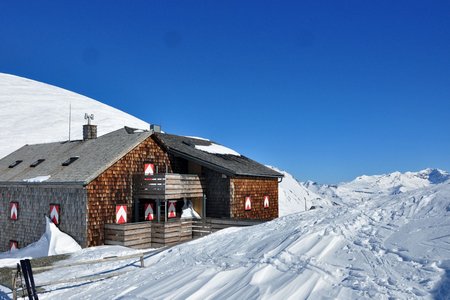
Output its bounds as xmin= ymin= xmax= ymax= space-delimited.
xmin=1 ymin=1 xmax=449 ymax=183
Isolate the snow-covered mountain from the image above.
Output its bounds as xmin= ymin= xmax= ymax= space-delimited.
xmin=306 ymin=168 xmax=450 ymax=203
xmin=274 ymin=166 xmax=450 ymax=217
xmin=0 ymin=73 xmax=149 ymax=159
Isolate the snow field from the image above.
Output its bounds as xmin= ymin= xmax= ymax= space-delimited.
xmin=34 ymin=180 xmax=450 ymax=299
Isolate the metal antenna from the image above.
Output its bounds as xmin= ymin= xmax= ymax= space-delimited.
xmin=84 ymin=113 xmax=95 ymax=125
xmin=68 ymin=102 xmax=72 ymax=141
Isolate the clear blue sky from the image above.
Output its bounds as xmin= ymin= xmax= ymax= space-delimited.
xmin=1 ymin=1 xmax=449 ymax=183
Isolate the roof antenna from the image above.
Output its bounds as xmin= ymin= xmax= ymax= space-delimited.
xmin=84 ymin=113 xmax=94 ymax=125
xmin=68 ymin=102 xmax=72 ymax=141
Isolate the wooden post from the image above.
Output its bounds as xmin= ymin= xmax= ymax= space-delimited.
xmin=202 ymin=194 xmax=206 ymax=218
xmin=133 ymin=197 xmax=140 ymax=222
xmin=11 ymin=270 xmax=17 ymax=300
xmin=157 ymin=200 xmax=161 ymax=223
xmin=164 ymin=200 xmax=167 ymax=223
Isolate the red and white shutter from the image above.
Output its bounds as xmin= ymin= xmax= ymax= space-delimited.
xmin=144 ymin=163 xmax=155 ymax=176
xmin=49 ymin=204 xmax=60 ymax=225
xmin=116 ymin=205 xmax=127 ymax=224
xmin=10 ymin=202 xmax=19 ymax=220
xmin=10 ymin=240 xmax=18 ymax=251
xmin=264 ymin=196 xmax=270 ymax=208
xmin=144 ymin=203 xmax=154 ymax=221
xmin=168 ymin=201 xmax=176 ymax=218
xmin=245 ymin=196 xmax=252 ymax=211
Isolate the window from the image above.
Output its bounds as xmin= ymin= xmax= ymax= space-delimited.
xmin=10 ymin=202 xmax=19 ymax=220
xmin=62 ymin=156 xmax=79 ymax=166
xmin=49 ymin=204 xmax=60 ymax=225
xmin=30 ymin=159 xmax=45 ymax=167
xmin=10 ymin=240 xmax=19 ymax=251
xmin=8 ymin=160 xmax=23 ymax=168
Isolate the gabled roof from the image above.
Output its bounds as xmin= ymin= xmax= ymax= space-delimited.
xmin=153 ymin=133 xmax=283 ymax=178
xmin=0 ymin=128 xmax=152 ymax=184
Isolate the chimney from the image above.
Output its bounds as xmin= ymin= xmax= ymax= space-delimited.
xmin=83 ymin=113 xmax=97 ymax=140
xmin=150 ymin=124 xmax=161 ymax=133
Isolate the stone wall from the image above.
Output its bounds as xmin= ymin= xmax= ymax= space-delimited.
xmin=0 ymin=184 xmax=87 ymax=251
xmin=203 ymin=169 xmax=231 ymax=218
xmin=230 ymin=177 xmax=278 ymax=220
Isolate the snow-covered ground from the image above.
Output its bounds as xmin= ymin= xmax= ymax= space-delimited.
xmin=0 ymin=73 xmax=149 ymax=159
xmin=1 ymin=169 xmax=447 ymax=299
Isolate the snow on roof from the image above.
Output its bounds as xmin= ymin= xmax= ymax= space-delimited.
xmin=154 ymin=133 xmax=283 ymax=178
xmin=185 ymin=136 xmax=210 ymax=141
xmin=194 ymin=143 xmax=240 ymax=156
xmin=23 ymin=175 xmax=51 ymax=183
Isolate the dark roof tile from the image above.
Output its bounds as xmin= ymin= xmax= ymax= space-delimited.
xmin=153 ymin=133 xmax=283 ymax=178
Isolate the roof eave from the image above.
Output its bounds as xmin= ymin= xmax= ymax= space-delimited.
xmin=0 ymin=181 xmax=85 ymax=186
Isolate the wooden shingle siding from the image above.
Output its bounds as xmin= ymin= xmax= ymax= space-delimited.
xmin=0 ymin=185 xmax=87 ymax=251
xmin=204 ymin=169 xmax=230 ymax=218
xmin=230 ymin=177 xmax=278 ymax=220
xmin=86 ymin=136 xmax=179 ymax=247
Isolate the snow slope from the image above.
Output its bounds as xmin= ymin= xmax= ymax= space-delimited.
xmin=21 ymin=176 xmax=448 ymax=299
xmin=270 ymin=166 xmax=335 ymax=216
xmin=0 ymin=73 xmax=149 ymax=159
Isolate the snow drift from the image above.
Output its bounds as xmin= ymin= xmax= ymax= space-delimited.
xmin=0 ymin=217 xmax=81 ymax=267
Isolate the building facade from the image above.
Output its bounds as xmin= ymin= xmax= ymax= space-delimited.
xmin=0 ymin=126 xmax=282 ymax=251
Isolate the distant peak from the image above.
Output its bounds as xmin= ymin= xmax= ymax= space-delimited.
xmin=417 ymin=168 xmax=449 ymax=184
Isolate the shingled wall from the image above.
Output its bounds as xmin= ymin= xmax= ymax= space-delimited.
xmin=0 ymin=184 xmax=87 ymax=251
xmin=230 ymin=177 xmax=278 ymax=220
xmin=204 ymin=169 xmax=230 ymax=218
xmin=85 ymin=136 xmax=185 ymax=247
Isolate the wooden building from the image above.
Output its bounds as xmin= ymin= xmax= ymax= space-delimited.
xmin=0 ymin=125 xmax=282 ymax=251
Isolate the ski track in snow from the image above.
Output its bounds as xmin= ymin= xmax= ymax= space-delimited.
xmin=27 ymin=181 xmax=450 ymax=300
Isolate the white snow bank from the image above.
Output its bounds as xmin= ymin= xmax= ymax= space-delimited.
xmin=195 ymin=143 xmax=240 ymax=156
xmin=0 ymin=217 xmax=81 ymax=267
xmin=23 ymin=175 xmax=51 ymax=182
xmin=180 ymin=199 xmax=201 ymax=219
xmin=181 ymin=207 xmax=201 ymax=219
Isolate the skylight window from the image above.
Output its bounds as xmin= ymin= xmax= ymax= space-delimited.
xmin=62 ymin=156 xmax=79 ymax=166
xmin=30 ymin=159 xmax=45 ymax=167
xmin=9 ymin=160 xmax=23 ymax=168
